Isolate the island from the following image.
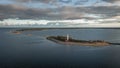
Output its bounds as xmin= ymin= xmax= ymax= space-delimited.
xmin=10 ymin=28 xmax=44 ymax=34
xmin=46 ymin=35 xmax=111 ymax=46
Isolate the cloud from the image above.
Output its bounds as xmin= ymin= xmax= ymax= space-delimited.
xmin=36 ymin=0 xmax=56 ymax=3
xmin=0 ymin=4 xmax=53 ymax=20
xmin=77 ymin=6 xmax=120 ymax=18
xmin=49 ymin=6 xmax=120 ymax=19
xmin=12 ymin=0 xmax=56 ymax=4
xmin=102 ymin=0 xmax=120 ymax=3
xmin=0 ymin=4 xmax=83 ymax=20
xmin=57 ymin=6 xmax=84 ymax=19
xmin=0 ymin=3 xmax=120 ymax=20
xmin=12 ymin=0 xmax=30 ymax=2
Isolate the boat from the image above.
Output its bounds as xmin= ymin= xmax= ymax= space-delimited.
xmin=46 ymin=35 xmax=110 ymax=46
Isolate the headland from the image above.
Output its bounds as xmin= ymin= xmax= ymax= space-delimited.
xmin=47 ymin=36 xmax=110 ymax=46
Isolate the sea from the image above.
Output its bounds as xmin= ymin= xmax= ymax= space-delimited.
xmin=0 ymin=28 xmax=120 ymax=68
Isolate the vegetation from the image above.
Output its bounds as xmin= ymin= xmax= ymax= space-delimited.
xmin=47 ymin=36 xmax=110 ymax=46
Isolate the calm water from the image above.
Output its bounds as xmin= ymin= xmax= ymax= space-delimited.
xmin=0 ymin=28 xmax=120 ymax=68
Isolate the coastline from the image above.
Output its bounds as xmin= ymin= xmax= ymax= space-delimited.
xmin=46 ymin=36 xmax=120 ymax=46
xmin=46 ymin=36 xmax=110 ymax=46
xmin=8 ymin=28 xmax=120 ymax=46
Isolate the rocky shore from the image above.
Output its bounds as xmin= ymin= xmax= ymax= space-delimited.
xmin=47 ymin=36 xmax=110 ymax=46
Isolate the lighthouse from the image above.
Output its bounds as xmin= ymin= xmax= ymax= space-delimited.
xmin=66 ymin=34 xmax=69 ymax=42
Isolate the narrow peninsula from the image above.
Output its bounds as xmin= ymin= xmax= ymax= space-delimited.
xmin=47 ymin=35 xmax=111 ymax=46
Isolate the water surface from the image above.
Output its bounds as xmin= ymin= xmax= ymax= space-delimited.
xmin=0 ymin=28 xmax=120 ymax=68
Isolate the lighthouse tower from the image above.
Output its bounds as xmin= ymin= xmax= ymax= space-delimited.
xmin=66 ymin=34 xmax=69 ymax=42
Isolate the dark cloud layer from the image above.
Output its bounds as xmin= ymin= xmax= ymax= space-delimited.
xmin=0 ymin=4 xmax=53 ymax=20
xmin=82 ymin=6 xmax=120 ymax=18
xmin=102 ymin=0 xmax=120 ymax=3
xmin=0 ymin=4 xmax=120 ymax=20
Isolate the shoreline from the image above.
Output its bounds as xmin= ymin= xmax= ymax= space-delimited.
xmin=47 ymin=36 xmax=110 ymax=46
xmin=47 ymin=36 xmax=120 ymax=46
xmin=9 ymin=28 xmax=120 ymax=46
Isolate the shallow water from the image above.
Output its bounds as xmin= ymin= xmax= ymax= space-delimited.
xmin=0 ymin=28 xmax=120 ymax=68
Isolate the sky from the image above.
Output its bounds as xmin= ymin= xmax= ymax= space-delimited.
xmin=0 ymin=0 xmax=120 ymax=20
xmin=0 ymin=0 xmax=120 ymax=26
